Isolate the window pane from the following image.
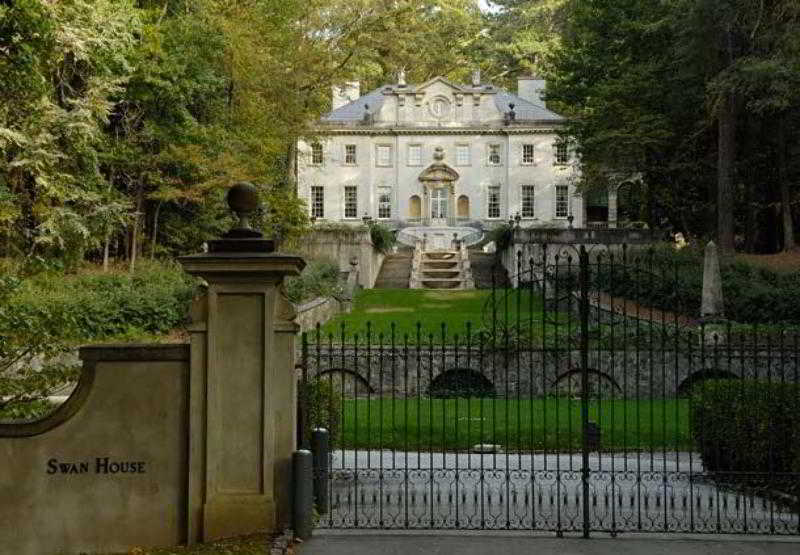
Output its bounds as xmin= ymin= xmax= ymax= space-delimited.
xmin=555 ymin=141 xmax=568 ymax=164
xmin=488 ymin=186 xmax=501 ymax=218
xmin=377 ymin=145 xmax=391 ymax=166
xmin=522 ymin=144 xmax=534 ymax=164
xmin=408 ymin=145 xmax=421 ymax=165
xmin=555 ymin=185 xmax=569 ymax=218
xmin=521 ymin=185 xmax=535 ymax=218
xmin=378 ymin=190 xmax=391 ymax=218
xmin=311 ymin=186 xmax=324 ymax=218
xmin=456 ymin=145 xmax=470 ymax=165
xmin=345 ymin=144 xmax=357 ymax=164
xmin=488 ymin=145 xmax=501 ymax=165
xmin=345 ymin=186 xmax=358 ymax=218
xmin=312 ymin=143 xmax=323 ymax=165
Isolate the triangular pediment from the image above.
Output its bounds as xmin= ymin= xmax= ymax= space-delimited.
xmin=419 ymin=163 xmax=459 ymax=183
xmin=411 ymin=76 xmax=466 ymax=94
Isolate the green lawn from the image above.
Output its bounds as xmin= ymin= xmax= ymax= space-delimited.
xmin=310 ymin=288 xmax=560 ymax=342
xmin=336 ymin=398 xmax=692 ymax=452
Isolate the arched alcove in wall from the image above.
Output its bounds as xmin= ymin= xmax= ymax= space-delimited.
xmin=428 ymin=368 xmax=495 ymax=398
xmin=457 ymin=195 xmax=470 ymax=218
xmin=409 ymin=195 xmax=421 ymax=219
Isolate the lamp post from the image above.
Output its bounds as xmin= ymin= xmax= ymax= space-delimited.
xmin=514 ymin=212 xmax=522 ymax=227
xmin=362 ymin=212 xmax=373 ymax=226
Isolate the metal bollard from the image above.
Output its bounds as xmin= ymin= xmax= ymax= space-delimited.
xmin=293 ymin=450 xmax=313 ymax=540
xmin=311 ymin=428 xmax=330 ymax=513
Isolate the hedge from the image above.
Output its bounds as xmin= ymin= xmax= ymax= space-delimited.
xmin=592 ymin=246 xmax=800 ymax=324
xmin=690 ymin=380 xmax=800 ymax=481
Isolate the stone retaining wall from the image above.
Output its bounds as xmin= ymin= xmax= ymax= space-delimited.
xmin=294 ymin=296 xmax=351 ymax=333
xmin=303 ymin=346 xmax=798 ymax=398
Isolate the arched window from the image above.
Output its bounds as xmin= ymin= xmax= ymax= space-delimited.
xmin=409 ymin=195 xmax=421 ymax=219
xmin=457 ymin=195 xmax=470 ymax=218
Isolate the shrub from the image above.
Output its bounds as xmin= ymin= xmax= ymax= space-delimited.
xmin=298 ymin=378 xmax=341 ymax=446
xmin=1 ymin=261 xmax=197 ymax=419
xmin=285 ymin=258 xmax=343 ymax=304
xmin=690 ymin=380 xmax=800 ymax=481
xmin=592 ymin=246 xmax=800 ymax=324
xmin=487 ymin=223 xmax=513 ymax=252
xmin=369 ymin=222 xmax=396 ymax=254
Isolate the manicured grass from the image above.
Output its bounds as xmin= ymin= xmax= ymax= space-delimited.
xmin=313 ymin=288 xmax=555 ymax=342
xmin=336 ymin=398 xmax=692 ymax=452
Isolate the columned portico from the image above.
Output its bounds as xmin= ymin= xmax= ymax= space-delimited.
xmin=418 ymin=147 xmax=459 ymax=227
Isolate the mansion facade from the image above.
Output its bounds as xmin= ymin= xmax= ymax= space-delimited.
xmin=297 ymin=73 xmax=585 ymax=230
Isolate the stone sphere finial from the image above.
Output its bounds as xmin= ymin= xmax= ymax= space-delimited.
xmin=227 ymin=181 xmax=260 ymax=230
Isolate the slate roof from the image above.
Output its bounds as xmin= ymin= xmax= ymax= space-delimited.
xmin=320 ymin=81 xmax=565 ymax=124
xmin=321 ymin=87 xmax=387 ymax=123
xmin=493 ymin=90 xmax=565 ymax=123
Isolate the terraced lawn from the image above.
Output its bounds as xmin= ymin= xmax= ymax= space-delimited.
xmin=312 ymin=288 xmax=553 ymax=342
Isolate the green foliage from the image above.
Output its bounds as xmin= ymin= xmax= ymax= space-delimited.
xmin=369 ymin=223 xmax=396 ymax=254
xmin=690 ymin=380 xmax=800 ymax=482
xmin=592 ymin=246 xmax=800 ymax=324
xmin=285 ymin=258 xmax=343 ymax=305
xmin=487 ymin=223 xmax=513 ymax=252
xmin=299 ymin=378 xmax=341 ymax=446
xmin=0 ymin=261 xmax=196 ymax=419
xmin=546 ymin=0 xmax=800 ymax=250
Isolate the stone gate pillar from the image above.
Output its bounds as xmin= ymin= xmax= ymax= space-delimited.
xmin=179 ymin=183 xmax=305 ymax=541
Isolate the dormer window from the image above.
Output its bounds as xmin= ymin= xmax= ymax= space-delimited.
xmin=311 ymin=143 xmax=323 ymax=165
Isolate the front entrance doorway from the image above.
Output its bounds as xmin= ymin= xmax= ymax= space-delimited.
xmin=430 ymin=187 xmax=449 ymax=225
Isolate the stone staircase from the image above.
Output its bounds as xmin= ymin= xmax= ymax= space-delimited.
xmin=410 ymin=245 xmax=475 ymax=290
xmin=374 ymin=249 xmax=413 ymax=288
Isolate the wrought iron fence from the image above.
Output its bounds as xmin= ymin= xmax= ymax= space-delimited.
xmin=299 ymin=244 xmax=800 ymax=536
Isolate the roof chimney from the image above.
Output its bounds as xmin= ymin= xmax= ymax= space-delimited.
xmin=517 ymin=76 xmax=546 ymax=107
xmin=332 ymin=81 xmax=361 ymax=111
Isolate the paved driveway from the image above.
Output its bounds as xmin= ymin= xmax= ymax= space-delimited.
xmin=299 ymin=531 xmax=800 ymax=555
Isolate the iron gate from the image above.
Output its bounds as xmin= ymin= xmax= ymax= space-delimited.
xmin=299 ymin=244 xmax=800 ymax=536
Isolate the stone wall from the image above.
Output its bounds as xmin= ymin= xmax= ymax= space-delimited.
xmin=303 ymin=345 xmax=798 ymax=398
xmin=0 ymin=345 xmax=193 ymax=555
xmin=499 ymin=227 xmax=658 ymax=286
xmin=294 ymin=296 xmax=350 ymax=334
xmin=296 ymin=229 xmax=385 ymax=288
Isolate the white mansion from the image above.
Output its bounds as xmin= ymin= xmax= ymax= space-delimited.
xmin=297 ymin=72 xmax=585 ymax=232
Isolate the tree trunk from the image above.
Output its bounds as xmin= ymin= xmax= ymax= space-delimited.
xmin=717 ymin=88 xmax=736 ymax=254
xmin=150 ymin=201 xmax=162 ymax=260
xmin=102 ymin=232 xmax=111 ymax=272
xmin=777 ymin=116 xmax=795 ymax=251
xmin=129 ymin=178 xmax=145 ymax=273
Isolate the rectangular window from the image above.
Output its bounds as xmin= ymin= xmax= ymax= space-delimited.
xmin=311 ymin=186 xmax=324 ymax=218
xmin=376 ymin=145 xmax=392 ymax=166
xmin=555 ymin=140 xmax=569 ymax=164
xmin=407 ymin=145 xmax=422 ymax=166
xmin=555 ymin=184 xmax=569 ymax=218
xmin=488 ymin=144 xmax=501 ymax=165
xmin=311 ymin=143 xmax=323 ymax=165
xmin=521 ymin=185 xmax=535 ymax=218
xmin=345 ymin=144 xmax=357 ymax=165
xmin=522 ymin=144 xmax=534 ymax=165
xmin=456 ymin=144 xmax=470 ymax=166
xmin=378 ymin=189 xmax=391 ymax=219
xmin=344 ymin=186 xmax=358 ymax=218
xmin=488 ymin=186 xmax=501 ymax=219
